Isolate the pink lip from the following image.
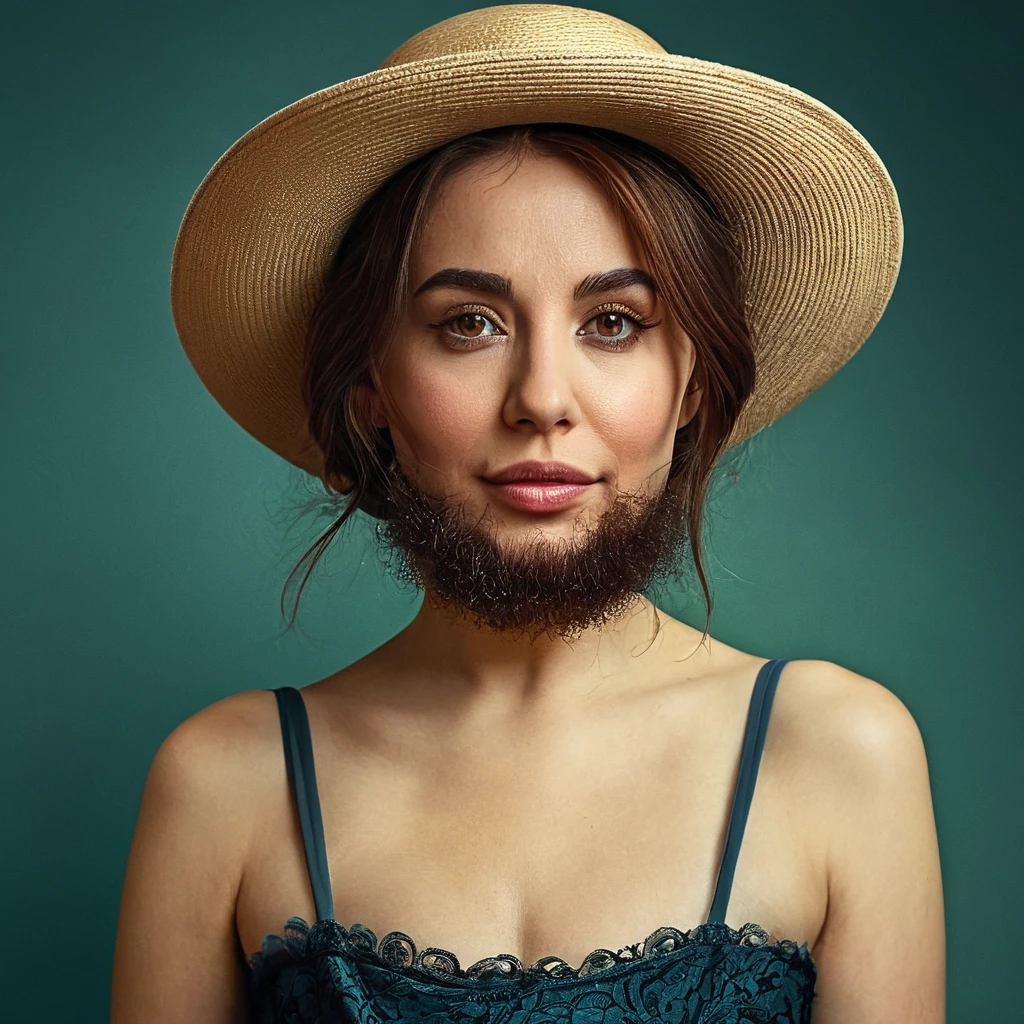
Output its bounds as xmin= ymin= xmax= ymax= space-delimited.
xmin=486 ymin=460 xmax=597 ymax=485
xmin=487 ymin=480 xmax=595 ymax=512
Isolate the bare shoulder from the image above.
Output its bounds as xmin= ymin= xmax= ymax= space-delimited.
xmin=149 ymin=687 xmax=296 ymax=866
xmin=154 ymin=686 xmax=283 ymax=789
xmin=111 ymin=687 xmax=285 ymax=1023
xmin=773 ymin=657 xmax=928 ymax=770
xmin=774 ymin=659 xmax=945 ymax=1022
xmin=135 ymin=686 xmax=284 ymax=900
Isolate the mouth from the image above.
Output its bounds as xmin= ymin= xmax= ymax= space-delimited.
xmin=483 ymin=479 xmax=598 ymax=513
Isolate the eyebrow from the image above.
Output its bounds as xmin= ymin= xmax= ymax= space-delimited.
xmin=411 ymin=266 xmax=657 ymax=302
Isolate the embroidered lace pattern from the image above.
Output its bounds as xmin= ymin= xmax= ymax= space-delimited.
xmin=248 ymin=916 xmax=812 ymax=985
xmin=245 ymin=915 xmax=817 ymax=1023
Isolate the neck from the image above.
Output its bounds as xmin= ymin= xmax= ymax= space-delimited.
xmin=386 ymin=590 xmax=683 ymax=715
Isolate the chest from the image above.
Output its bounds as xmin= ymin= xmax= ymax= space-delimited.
xmin=235 ymin=684 xmax=829 ymax=973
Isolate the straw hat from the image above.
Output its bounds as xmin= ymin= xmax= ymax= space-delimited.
xmin=170 ymin=3 xmax=903 ymax=484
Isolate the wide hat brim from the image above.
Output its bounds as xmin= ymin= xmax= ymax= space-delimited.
xmin=170 ymin=5 xmax=903 ymax=484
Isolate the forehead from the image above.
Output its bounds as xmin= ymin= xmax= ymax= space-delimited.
xmin=410 ymin=151 xmax=646 ymax=285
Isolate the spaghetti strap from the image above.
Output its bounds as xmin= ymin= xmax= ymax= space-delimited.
xmin=705 ymin=658 xmax=788 ymax=925
xmin=270 ymin=686 xmax=335 ymax=923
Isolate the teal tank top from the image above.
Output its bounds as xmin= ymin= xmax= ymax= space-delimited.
xmin=246 ymin=658 xmax=818 ymax=1022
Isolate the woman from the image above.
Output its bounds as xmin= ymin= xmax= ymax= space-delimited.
xmin=111 ymin=5 xmax=945 ymax=1022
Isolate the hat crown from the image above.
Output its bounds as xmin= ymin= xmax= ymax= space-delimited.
xmin=379 ymin=3 xmax=666 ymax=69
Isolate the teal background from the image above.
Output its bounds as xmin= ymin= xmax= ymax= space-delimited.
xmin=2 ymin=0 xmax=1019 ymax=1019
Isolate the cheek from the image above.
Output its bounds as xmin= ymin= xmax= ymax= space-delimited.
xmin=387 ymin=358 xmax=490 ymax=470
xmin=588 ymin=368 xmax=681 ymax=477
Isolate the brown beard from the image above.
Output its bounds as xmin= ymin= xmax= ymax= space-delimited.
xmin=372 ymin=459 xmax=692 ymax=642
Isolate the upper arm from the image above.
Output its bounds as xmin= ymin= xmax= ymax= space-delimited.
xmin=805 ymin=661 xmax=946 ymax=1023
xmin=110 ymin=691 xmax=267 ymax=1024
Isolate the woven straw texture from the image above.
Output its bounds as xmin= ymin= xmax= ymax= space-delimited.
xmin=170 ymin=3 xmax=903 ymax=481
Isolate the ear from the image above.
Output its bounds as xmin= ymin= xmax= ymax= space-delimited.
xmin=677 ymin=378 xmax=702 ymax=430
xmin=354 ymin=381 xmax=390 ymax=429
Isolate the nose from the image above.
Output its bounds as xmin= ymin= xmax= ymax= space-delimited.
xmin=500 ymin=324 xmax=582 ymax=434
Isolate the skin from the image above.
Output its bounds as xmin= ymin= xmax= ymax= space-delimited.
xmin=111 ymin=152 xmax=946 ymax=1023
xmin=367 ymin=149 xmax=701 ymax=650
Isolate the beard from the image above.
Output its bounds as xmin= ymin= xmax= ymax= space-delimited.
xmin=372 ymin=459 xmax=692 ymax=643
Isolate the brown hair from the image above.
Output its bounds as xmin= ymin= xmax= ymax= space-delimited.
xmin=283 ymin=123 xmax=757 ymax=641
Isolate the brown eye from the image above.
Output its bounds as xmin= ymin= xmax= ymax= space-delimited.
xmin=432 ymin=309 xmax=504 ymax=350
xmin=579 ymin=307 xmax=652 ymax=348
xmin=454 ymin=312 xmax=490 ymax=337
xmin=596 ymin=312 xmax=627 ymax=337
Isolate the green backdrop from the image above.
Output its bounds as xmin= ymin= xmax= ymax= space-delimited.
xmin=2 ymin=0 xmax=1019 ymax=1019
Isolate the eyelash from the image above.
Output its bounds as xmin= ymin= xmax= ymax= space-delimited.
xmin=429 ymin=302 xmax=661 ymax=352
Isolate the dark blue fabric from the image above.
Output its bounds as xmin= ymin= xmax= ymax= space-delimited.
xmin=247 ymin=658 xmax=818 ymax=1022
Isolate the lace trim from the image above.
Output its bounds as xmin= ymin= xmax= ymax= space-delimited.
xmin=247 ymin=916 xmax=813 ymax=986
